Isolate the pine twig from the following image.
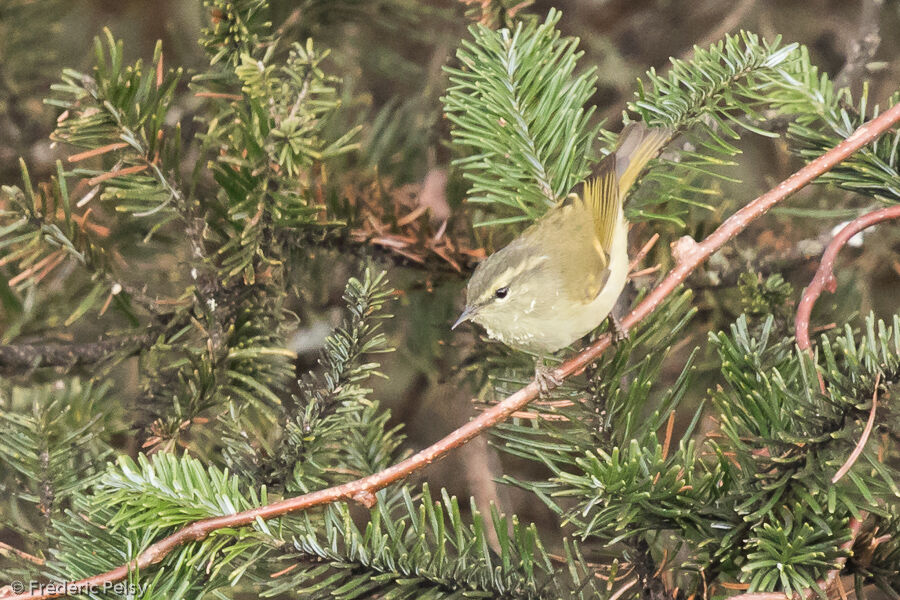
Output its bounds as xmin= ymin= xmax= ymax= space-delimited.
xmin=7 ymin=97 xmax=900 ymax=600
xmin=609 ymin=578 xmax=639 ymax=600
xmin=628 ymin=233 xmax=660 ymax=273
xmin=726 ymin=518 xmax=866 ymax=600
xmin=0 ymin=331 xmax=159 ymax=373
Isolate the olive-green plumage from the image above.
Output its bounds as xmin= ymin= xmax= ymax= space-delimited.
xmin=453 ymin=123 xmax=672 ymax=353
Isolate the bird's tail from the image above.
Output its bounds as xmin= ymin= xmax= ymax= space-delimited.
xmin=583 ymin=123 xmax=673 ymax=249
xmin=611 ymin=122 xmax=674 ymax=197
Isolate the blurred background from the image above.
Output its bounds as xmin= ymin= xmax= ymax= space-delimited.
xmin=1 ymin=0 xmax=899 ymax=539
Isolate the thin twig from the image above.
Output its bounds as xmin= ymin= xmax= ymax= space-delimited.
xmin=831 ymin=373 xmax=880 ymax=484
xmin=629 ymin=233 xmax=660 ymax=273
xmin=795 ymin=205 xmax=900 ymax=352
xmin=8 ymin=99 xmax=900 ymax=600
xmin=609 ymin=578 xmax=639 ymax=600
xmin=834 ymin=576 xmax=849 ymax=600
xmin=0 ymin=541 xmax=44 ymax=565
xmin=629 ymin=265 xmax=661 ymax=279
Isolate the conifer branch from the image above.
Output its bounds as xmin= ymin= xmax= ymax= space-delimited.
xmin=9 ymin=86 xmax=899 ymax=600
xmin=0 ymin=330 xmax=158 ymax=372
xmin=443 ymin=10 xmax=599 ymax=224
xmin=727 ymin=516 xmax=865 ymax=600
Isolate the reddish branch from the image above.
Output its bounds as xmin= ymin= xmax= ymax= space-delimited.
xmin=832 ymin=372 xmax=880 ymax=484
xmin=795 ymin=204 xmax=900 ymax=351
xmin=8 ymin=101 xmax=900 ymax=600
xmin=0 ymin=541 xmax=44 ymax=566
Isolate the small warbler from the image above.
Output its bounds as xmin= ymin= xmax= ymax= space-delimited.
xmin=452 ymin=123 xmax=672 ymax=386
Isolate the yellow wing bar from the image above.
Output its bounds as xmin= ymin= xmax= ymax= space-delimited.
xmin=582 ymin=170 xmax=619 ymax=252
xmin=581 ymin=123 xmax=673 ymax=250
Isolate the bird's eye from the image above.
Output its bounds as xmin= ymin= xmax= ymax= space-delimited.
xmin=494 ymin=287 xmax=509 ymax=299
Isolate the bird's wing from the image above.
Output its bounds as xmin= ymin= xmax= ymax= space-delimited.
xmin=548 ymin=199 xmax=611 ymax=303
xmin=551 ymin=124 xmax=672 ymax=305
xmin=583 ymin=262 xmax=612 ymax=302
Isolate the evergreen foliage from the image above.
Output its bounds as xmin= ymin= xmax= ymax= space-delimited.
xmin=443 ymin=9 xmax=599 ymax=226
xmin=0 ymin=2 xmax=899 ymax=600
xmin=264 ymin=485 xmax=601 ymax=600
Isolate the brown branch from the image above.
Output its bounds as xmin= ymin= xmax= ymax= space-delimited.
xmin=628 ymin=233 xmax=660 ymax=273
xmin=795 ymin=204 xmax=900 ymax=352
xmin=0 ymin=541 xmax=44 ymax=566
xmin=609 ymin=578 xmax=638 ymax=600
xmin=9 ymin=100 xmax=900 ymax=600
xmin=832 ymin=373 xmax=880 ymax=484
xmin=0 ymin=330 xmax=159 ymax=373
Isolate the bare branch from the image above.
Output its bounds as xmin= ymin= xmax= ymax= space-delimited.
xmin=0 ymin=541 xmax=44 ymax=565
xmin=795 ymin=204 xmax=900 ymax=352
xmin=832 ymin=373 xmax=880 ymax=484
xmin=0 ymin=330 xmax=158 ymax=373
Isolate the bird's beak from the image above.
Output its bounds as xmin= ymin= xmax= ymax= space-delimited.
xmin=451 ymin=306 xmax=475 ymax=330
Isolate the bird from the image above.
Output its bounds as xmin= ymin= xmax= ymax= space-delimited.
xmin=452 ymin=122 xmax=672 ymax=390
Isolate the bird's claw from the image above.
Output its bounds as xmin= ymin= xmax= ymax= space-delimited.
xmin=609 ymin=313 xmax=629 ymax=345
xmin=534 ymin=364 xmax=561 ymax=396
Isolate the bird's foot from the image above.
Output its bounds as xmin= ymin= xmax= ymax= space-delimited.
xmin=609 ymin=313 xmax=630 ymax=344
xmin=534 ymin=363 xmax=562 ymax=397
